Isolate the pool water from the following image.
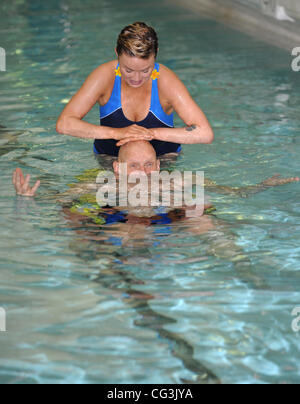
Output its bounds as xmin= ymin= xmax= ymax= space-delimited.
xmin=1 ymin=0 xmax=300 ymax=384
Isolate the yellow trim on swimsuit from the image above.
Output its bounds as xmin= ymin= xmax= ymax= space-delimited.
xmin=150 ymin=69 xmax=160 ymax=80
xmin=115 ymin=66 xmax=122 ymax=77
xmin=115 ymin=66 xmax=160 ymax=80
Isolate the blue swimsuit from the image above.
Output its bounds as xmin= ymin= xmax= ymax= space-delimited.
xmin=94 ymin=63 xmax=182 ymax=157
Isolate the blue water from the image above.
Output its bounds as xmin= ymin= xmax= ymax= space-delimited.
xmin=0 ymin=0 xmax=300 ymax=384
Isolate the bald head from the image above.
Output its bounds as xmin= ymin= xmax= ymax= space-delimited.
xmin=113 ymin=140 xmax=160 ymax=176
xmin=118 ymin=140 xmax=156 ymax=163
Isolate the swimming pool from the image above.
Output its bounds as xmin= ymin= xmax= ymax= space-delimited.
xmin=1 ymin=0 xmax=300 ymax=384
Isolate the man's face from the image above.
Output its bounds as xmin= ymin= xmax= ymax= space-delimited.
xmin=125 ymin=155 xmax=159 ymax=177
xmin=113 ymin=141 xmax=160 ymax=177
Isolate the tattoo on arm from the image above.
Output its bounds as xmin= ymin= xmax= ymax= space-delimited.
xmin=185 ymin=125 xmax=197 ymax=132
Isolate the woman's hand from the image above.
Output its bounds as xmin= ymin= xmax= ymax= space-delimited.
xmin=13 ymin=168 xmax=41 ymax=197
xmin=115 ymin=125 xmax=155 ymax=147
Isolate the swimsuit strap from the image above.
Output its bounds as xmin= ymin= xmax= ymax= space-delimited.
xmin=115 ymin=64 xmax=122 ymax=77
xmin=150 ymin=63 xmax=174 ymax=128
xmin=100 ymin=64 xmax=122 ymax=119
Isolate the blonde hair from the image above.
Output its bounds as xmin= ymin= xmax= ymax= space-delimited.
xmin=116 ymin=22 xmax=158 ymax=59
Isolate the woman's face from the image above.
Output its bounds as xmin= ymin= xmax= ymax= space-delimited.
xmin=117 ymin=52 xmax=156 ymax=88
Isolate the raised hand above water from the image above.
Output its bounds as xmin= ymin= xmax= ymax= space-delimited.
xmin=13 ymin=168 xmax=41 ymax=197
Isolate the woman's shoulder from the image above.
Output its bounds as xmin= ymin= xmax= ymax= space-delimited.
xmin=92 ymin=60 xmax=118 ymax=77
xmin=157 ymin=63 xmax=185 ymax=94
xmin=157 ymin=63 xmax=182 ymax=86
xmin=157 ymin=63 xmax=177 ymax=75
xmin=87 ymin=60 xmax=118 ymax=100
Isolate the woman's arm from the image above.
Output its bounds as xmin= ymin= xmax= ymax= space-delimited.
xmin=56 ymin=62 xmax=152 ymax=142
xmin=56 ymin=62 xmax=115 ymax=140
xmin=116 ymin=65 xmax=214 ymax=147
xmin=152 ymin=65 xmax=214 ymax=145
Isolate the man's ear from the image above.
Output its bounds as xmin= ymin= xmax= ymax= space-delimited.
xmin=113 ymin=161 xmax=119 ymax=174
xmin=156 ymin=159 xmax=160 ymax=171
xmin=115 ymin=48 xmax=118 ymax=58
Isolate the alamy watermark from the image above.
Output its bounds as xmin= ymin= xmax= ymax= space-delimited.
xmin=291 ymin=307 xmax=300 ymax=333
xmin=291 ymin=47 xmax=300 ymax=72
xmin=0 ymin=307 xmax=6 ymax=332
xmin=0 ymin=47 xmax=6 ymax=72
xmin=96 ymin=166 xmax=205 ymax=218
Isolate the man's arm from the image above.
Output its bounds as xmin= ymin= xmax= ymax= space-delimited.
xmin=204 ymin=175 xmax=299 ymax=197
xmin=12 ymin=168 xmax=98 ymax=202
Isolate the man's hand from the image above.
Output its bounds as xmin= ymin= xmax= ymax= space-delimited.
xmin=261 ymin=174 xmax=300 ymax=187
xmin=13 ymin=168 xmax=40 ymax=197
xmin=115 ymin=125 xmax=154 ymax=147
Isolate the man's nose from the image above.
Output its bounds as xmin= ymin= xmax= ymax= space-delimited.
xmin=129 ymin=168 xmax=146 ymax=176
xmin=145 ymin=168 xmax=153 ymax=176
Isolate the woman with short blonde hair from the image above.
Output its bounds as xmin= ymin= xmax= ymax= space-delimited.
xmin=56 ymin=22 xmax=214 ymax=157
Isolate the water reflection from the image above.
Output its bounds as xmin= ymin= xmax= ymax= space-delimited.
xmin=57 ymin=173 xmax=268 ymax=384
xmin=63 ymin=207 xmax=221 ymax=384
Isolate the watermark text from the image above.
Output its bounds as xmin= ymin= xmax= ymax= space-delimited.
xmin=291 ymin=47 xmax=300 ymax=72
xmin=0 ymin=47 xmax=6 ymax=72
xmin=291 ymin=307 xmax=300 ymax=333
xmin=96 ymin=166 xmax=205 ymax=218
xmin=0 ymin=307 xmax=6 ymax=332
